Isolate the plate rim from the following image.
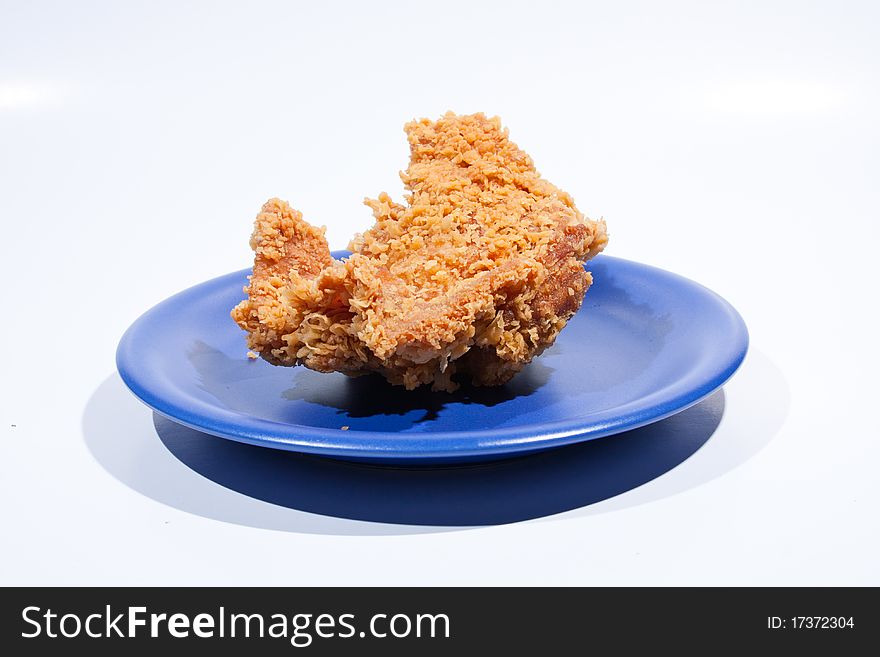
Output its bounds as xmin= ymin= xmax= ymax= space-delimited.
xmin=116 ymin=254 xmax=748 ymax=459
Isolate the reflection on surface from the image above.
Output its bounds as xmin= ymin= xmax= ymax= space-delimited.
xmin=280 ymin=366 xmax=553 ymax=422
xmin=187 ymin=339 xmax=553 ymax=431
xmin=0 ymin=82 xmax=67 ymax=110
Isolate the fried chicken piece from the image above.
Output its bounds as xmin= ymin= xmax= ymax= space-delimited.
xmin=232 ymin=112 xmax=608 ymax=391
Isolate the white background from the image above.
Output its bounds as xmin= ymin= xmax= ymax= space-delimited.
xmin=1 ymin=0 xmax=878 ymax=585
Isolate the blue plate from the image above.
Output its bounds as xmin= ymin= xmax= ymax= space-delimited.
xmin=117 ymin=253 xmax=747 ymax=463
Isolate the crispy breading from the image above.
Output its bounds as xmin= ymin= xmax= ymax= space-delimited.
xmin=232 ymin=112 xmax=607 ymax=391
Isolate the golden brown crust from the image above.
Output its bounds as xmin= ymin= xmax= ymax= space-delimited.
xmin=231 ymin=112 xmax=608 ymax=391
xmin=231 ymin=198 xmax=335 ymax=361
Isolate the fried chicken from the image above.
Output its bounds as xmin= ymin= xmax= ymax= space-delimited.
xmin=231 ymin=112 xmax=608 ymax=391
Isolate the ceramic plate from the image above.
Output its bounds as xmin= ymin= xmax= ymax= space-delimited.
xmin=117 ymin=253 xmax=747 ymax=463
